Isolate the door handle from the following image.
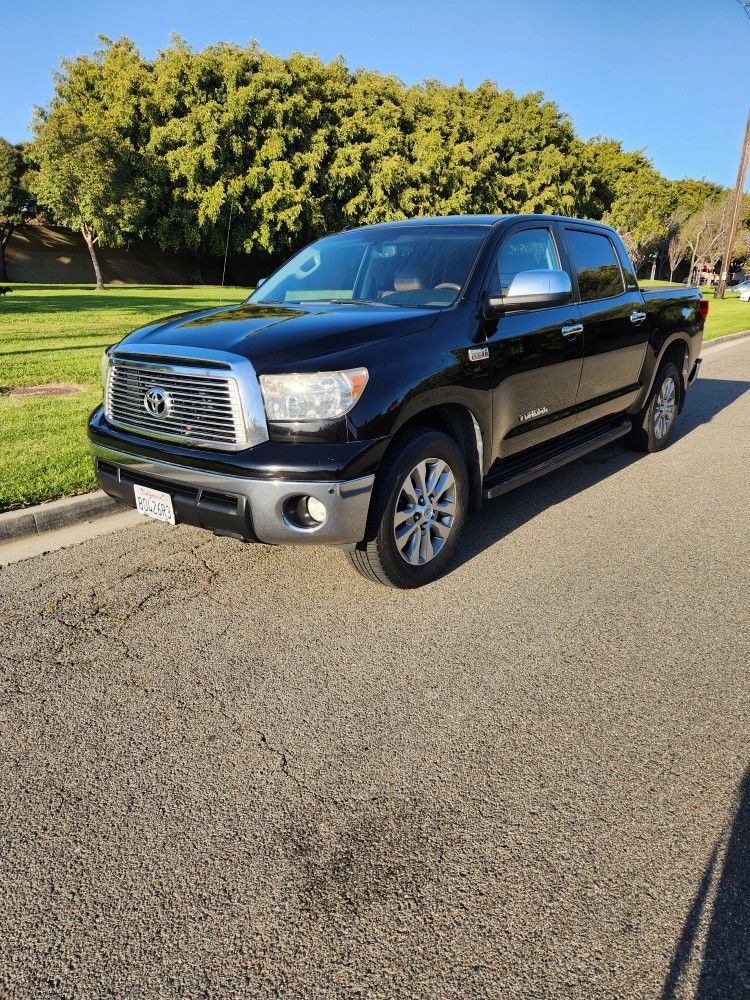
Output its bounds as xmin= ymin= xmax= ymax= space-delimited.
xmin=561 ymin=322 xmax=584 ymax=337
xmin=630 ymin=310 xmax=647 ymax=324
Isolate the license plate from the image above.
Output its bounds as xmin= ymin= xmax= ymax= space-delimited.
xmin=133 ymin=484 xmax=175 ymax=525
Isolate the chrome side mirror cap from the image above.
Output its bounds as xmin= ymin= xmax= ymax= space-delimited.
xmin=486 ymin=269 xmax=572 ymax=314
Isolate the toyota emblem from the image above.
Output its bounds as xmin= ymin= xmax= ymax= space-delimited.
xmin=143 ymin=386 xmax=171 ymax=418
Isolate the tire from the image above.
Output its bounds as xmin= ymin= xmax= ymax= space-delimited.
xmin=627 ymin=360 xmax=681 ymax=453
xmin=346 ymin=427 xmax=469 ymax=588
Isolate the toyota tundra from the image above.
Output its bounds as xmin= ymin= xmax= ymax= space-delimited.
xmin=89 ymin=215 xmax=706 ymax=587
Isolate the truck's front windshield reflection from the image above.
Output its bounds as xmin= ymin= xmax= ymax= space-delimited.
xmin=249 ymin=225 xmax=487 ymax=310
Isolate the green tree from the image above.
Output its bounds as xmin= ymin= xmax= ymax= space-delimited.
xmin=661 ymin=181 xmax=725 ymax=281
xmin=148 ymin=39 xmax=352 ymax=265
xmin=0 ymin=139 xmax=31 ymax=282
xmin=26 ymin=34 xmax=738 ymax=284
xmin=29 ymin=37 xmax=154 ymax=289
xmin=670 ymin=178 xmax=724 ymax=217
xmin=579 ymin=138 xmax=654 ymax=219
xmin=327 ymin=69 xmax=415 ymax=225
xmin=462 ymin=87 xmax=592 ymax=217
xmin=603 ymin=166 xmax=675 ymax=270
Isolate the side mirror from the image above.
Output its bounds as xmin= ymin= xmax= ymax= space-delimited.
xmin=486 ymin=269 xmax=572 ymax=314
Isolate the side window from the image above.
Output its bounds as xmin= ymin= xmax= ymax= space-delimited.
xmin=565 ymin=229 xmax=625 ymax=301
xmin=491 ymin=228 xmax=560 ymax=298
xmin=610 ymin=233 xmax=638 ymax=290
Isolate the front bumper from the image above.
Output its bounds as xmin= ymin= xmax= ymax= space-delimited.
xmin=91 ymin=442 xmax=374 ymax=546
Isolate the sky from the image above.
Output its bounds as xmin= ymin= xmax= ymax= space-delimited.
xmin=1 ymin=0 xmax=748 ymax=190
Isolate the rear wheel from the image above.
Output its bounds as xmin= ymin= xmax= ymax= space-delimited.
xmin=346 ymin=428 xmax=468 ymax=588
xmin=627 ymin=360 xmax=681 ymax=453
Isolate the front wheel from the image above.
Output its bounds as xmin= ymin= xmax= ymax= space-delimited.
xmin=346 ymin=427 xmax=468 ymax=588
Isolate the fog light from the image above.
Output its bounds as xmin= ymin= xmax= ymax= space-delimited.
xmin=305 ymin=496 xmax=327 ymax=524
xmin=282 ymin=494 xmax=328 ymax=530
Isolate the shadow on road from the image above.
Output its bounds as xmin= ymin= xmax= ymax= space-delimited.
xmin=453 ymin=375 xmax=749 ymax=569
xmin=661 ymin=765 xmax=750 ymax=999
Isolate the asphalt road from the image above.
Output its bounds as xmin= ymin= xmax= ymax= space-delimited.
xmin=1 ymin=339 xmax=749 ymax=1000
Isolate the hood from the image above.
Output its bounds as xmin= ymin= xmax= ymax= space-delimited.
xmin=116 ymin=301 xmax=439 ymax=372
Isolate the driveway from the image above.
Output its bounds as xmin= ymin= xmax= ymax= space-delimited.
xmin=1 ymin=339 xmax=749 ymax=1000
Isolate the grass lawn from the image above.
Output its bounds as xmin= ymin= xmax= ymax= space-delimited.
xmin=0 ymin=284 xmax=249 ymax=512
xmin=692 ymin=286 xmax=750 ymax=340
xmin=1 ymin=280 xmax=748 ymax=513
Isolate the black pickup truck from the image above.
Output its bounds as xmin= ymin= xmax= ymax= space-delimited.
xmin=89 ymin=215 xmax=706 ymax=587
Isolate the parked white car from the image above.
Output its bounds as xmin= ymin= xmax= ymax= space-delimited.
xmin=732 ymin=279 xmax=750 ymax=301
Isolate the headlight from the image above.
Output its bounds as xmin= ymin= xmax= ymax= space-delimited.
xmin=259 ymin=368 xmax=369 ymax=421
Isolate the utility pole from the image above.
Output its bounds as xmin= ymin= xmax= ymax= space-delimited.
xmin=221 ymin=200 xmax=234 ymax=289
xmin=716 ymin=108 xmax=750 ymax=299
xmin=716 ymin=1 xmax=750 ymax=298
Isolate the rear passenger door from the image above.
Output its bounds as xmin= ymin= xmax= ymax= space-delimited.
xmin=563 ymin=227 xmax=648 ymax=407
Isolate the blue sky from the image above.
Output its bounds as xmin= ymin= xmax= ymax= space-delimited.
xmin=1 ymin=0 xmax=748 ymax=189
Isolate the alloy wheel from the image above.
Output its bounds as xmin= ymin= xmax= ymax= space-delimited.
xmin=653 ymin=376 xmax=677 ymax=440
xmin=393 ymin=457 xmax=456 ymax=565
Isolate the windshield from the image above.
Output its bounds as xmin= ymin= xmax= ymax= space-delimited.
xmin=249 ymin=225 xmax=489 ymax=309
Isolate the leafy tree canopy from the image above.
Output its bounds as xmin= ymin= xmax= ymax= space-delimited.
xmin=0 ymin=138 xmax=32 ymax=280
xmin=28 ymin=37 xmax=157 ymax=287
xmin=22 ymin=36 xmax=735 ymax=284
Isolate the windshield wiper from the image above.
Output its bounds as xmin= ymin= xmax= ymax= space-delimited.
xmin=326 ymin=298 xmax=390 ymax=307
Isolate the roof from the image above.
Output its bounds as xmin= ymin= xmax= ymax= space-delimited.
xmin=349 ymin=214 xmax=615 ymax=232
xmin=352 ymin=215 xmax=505 ymax=230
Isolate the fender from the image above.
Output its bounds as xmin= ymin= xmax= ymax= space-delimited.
xmin=629 ymin=332 xmax=696 ymax=414
xmin=389 ymin=390 xmax=488 ymax=512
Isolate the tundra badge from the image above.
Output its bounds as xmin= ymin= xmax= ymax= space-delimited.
xmin=519 ymin=406 xmax=549 ymax=423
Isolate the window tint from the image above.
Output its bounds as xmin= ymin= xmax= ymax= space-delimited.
xmin=492 ymin=228 xmax=559 ymax=297
xmin=566 ymin=229 xmax=624 ymax=301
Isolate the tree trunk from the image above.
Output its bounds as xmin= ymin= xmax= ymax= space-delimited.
xmin=0 ymin=224 xmax=13 ymax=282
xmin=687 ymin=254 xmax=697 ymax=287
xmin=190 ymin=256 xmax=202 ymax=284
xmin=669 ymin=266 xmax=675 ymax=283
xmin=81 ymin=225 xmax=104 ymax=290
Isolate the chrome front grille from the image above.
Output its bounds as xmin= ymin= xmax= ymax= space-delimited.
xmin=106 ymin=362 xmax=245 ymax=448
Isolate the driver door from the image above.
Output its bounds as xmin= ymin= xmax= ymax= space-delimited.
xmin=482 ymin=224 xmax=584 ymax=461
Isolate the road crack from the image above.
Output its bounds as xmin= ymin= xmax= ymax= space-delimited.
xmin=256 ymin=730 xmax=324 ymax=805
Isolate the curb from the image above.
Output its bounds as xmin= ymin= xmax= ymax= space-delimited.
xmin=703 ymin=329 xmax=750 ymax=349
xmin=0 ymin=490 xmax=120 ymax=545
xmin=1 ymin=329 xmax=748 ymax=546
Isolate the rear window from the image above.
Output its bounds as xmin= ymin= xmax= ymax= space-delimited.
xmin=566 ymin=229 xmax=625 ymax=301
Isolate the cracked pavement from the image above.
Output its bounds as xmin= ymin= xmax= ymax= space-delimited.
xmin=1 ymin=339 xmax=749 ymax=999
